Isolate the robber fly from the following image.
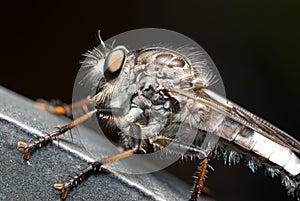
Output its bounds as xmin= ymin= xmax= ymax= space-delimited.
xmin=17 ymin=29 xmax=300 ymax=201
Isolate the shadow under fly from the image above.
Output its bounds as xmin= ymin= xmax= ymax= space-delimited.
xmin=18 ymin=28 xmax=300 ymax=201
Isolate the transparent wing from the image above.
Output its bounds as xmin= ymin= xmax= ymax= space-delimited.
xmin=172 ymin=88 xmax=300 ymax=154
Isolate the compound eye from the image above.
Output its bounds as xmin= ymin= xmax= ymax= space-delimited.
xmin=104 ymin=46 xmax=127 ymax=81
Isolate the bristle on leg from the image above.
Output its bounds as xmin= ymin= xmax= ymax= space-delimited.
xmin=189 ymin=157 xmax=211 ymax=201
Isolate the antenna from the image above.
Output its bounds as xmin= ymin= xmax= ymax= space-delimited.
xmin=97 ymin=30 xmax=106 ymax=48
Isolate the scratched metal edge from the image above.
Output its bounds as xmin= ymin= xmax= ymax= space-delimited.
xmin=0 ymin=86 xmax=214 ymax=201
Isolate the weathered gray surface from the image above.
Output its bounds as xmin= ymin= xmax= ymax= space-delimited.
xmin=0 ymin=86 xmax=216 ymax=201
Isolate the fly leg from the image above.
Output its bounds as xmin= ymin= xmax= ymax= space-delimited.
xmin=53 ymin=149 xmax=136 ymax=200
xmin=36 ymin=98 xmax=93 ymax=117
xmin=17 ymin=109 xmax=97 ymax=160
xmin=152 ymin=136 xmax=212 ymax=201
xmin=54 ymin=123 xmax=143 ymax=200
xmin=17 ymin=107 xmax=122 ymax=160
xmin=152 ymin=136 xmax=209 ymax=159
xmin=189 ymin=155 xmax=212 ymax=201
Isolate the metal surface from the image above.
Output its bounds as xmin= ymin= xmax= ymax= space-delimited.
xmin=0 ymin=86 xmax=214 ymax=201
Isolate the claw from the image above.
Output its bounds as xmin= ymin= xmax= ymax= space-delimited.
xmin=17 ymin=141 xmax=28 ymax=149
xmin=17 ymin=141 xmax=31 ymax=160
xmin=54 ymin=183 xmax=68 ymax=200
xmin=53 ymin=183 xmax=64 ymax=190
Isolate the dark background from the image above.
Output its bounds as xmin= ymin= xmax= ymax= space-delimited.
xmin=1 ymin=1 xmax=300 ymax=201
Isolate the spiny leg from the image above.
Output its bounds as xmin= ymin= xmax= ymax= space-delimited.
xmin=17 ymin=107 xmax=121 ymax=160
xmin=53 ymin=149 xmax=136 ymax=200
xmin=152 ymin=136 xmax=212 ymax=201
xmin=36 ymin=98 xmax=93 ymax=116
xmin=53 ymin=122 xmax=144 ymax=200
xmin=189 ymin=155 xmax=212 ymax=201
xmin=153 ymin=136 xmax=209 ymax=158
xmin=17 ymin=109 xmax=97 ymax=160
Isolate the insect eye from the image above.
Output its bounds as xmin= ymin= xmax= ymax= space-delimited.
xmin=104 ymin=46 xmax=128 ymax=81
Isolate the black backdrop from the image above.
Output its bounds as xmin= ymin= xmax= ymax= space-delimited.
xmin=1 ymin=1 xmax=300 ymax=201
